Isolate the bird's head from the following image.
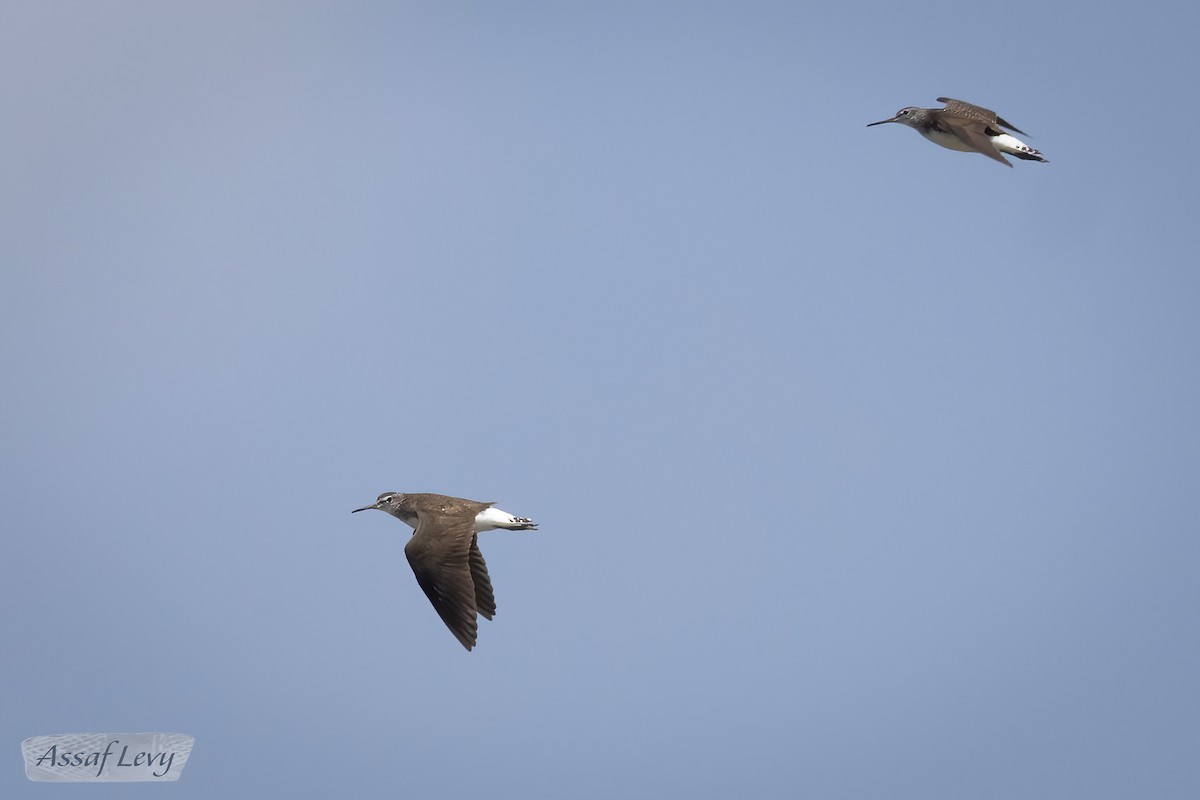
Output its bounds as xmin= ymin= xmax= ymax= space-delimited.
xmin=867 ymin=106 xmax=927 ymax=129
xmin=352 ymin=492 xmax=405 ymax=515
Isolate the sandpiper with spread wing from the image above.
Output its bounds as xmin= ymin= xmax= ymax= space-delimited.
xmin=352 ymin=492 xmax=538 ymax=651
xmin=868 ymin=97 xmax=1048 ymax=167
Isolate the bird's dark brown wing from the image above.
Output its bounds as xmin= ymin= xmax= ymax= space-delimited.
xmin=470 ymin=536 xmax=496 ymax=620
xmin=939 ymin=116 xmax=1014 ymax=167
xmin=938 ymin=97 xmax=1027 ymax=135
xmin=404 ymin=510 xmax=487 ymax=650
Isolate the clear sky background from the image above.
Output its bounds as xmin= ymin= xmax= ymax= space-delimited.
xmin=3 ymin=2 xmax=1199 ymax=798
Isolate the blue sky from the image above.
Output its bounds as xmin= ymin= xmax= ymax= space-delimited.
xmin=3 ymin=2 xmax=1199 ymax=798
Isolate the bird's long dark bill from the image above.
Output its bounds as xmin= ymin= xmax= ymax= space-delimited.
xmin=351 ymin=505 xmax=376 ymax=513
xmin=866 ymin=118 xmax=897 ymax=127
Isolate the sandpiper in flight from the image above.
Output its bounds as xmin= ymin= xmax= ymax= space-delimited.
xmin=352 ymin=492 xmax=538 ymax=650
xmin=868 ymin=97 xmax=1048 ymax=167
